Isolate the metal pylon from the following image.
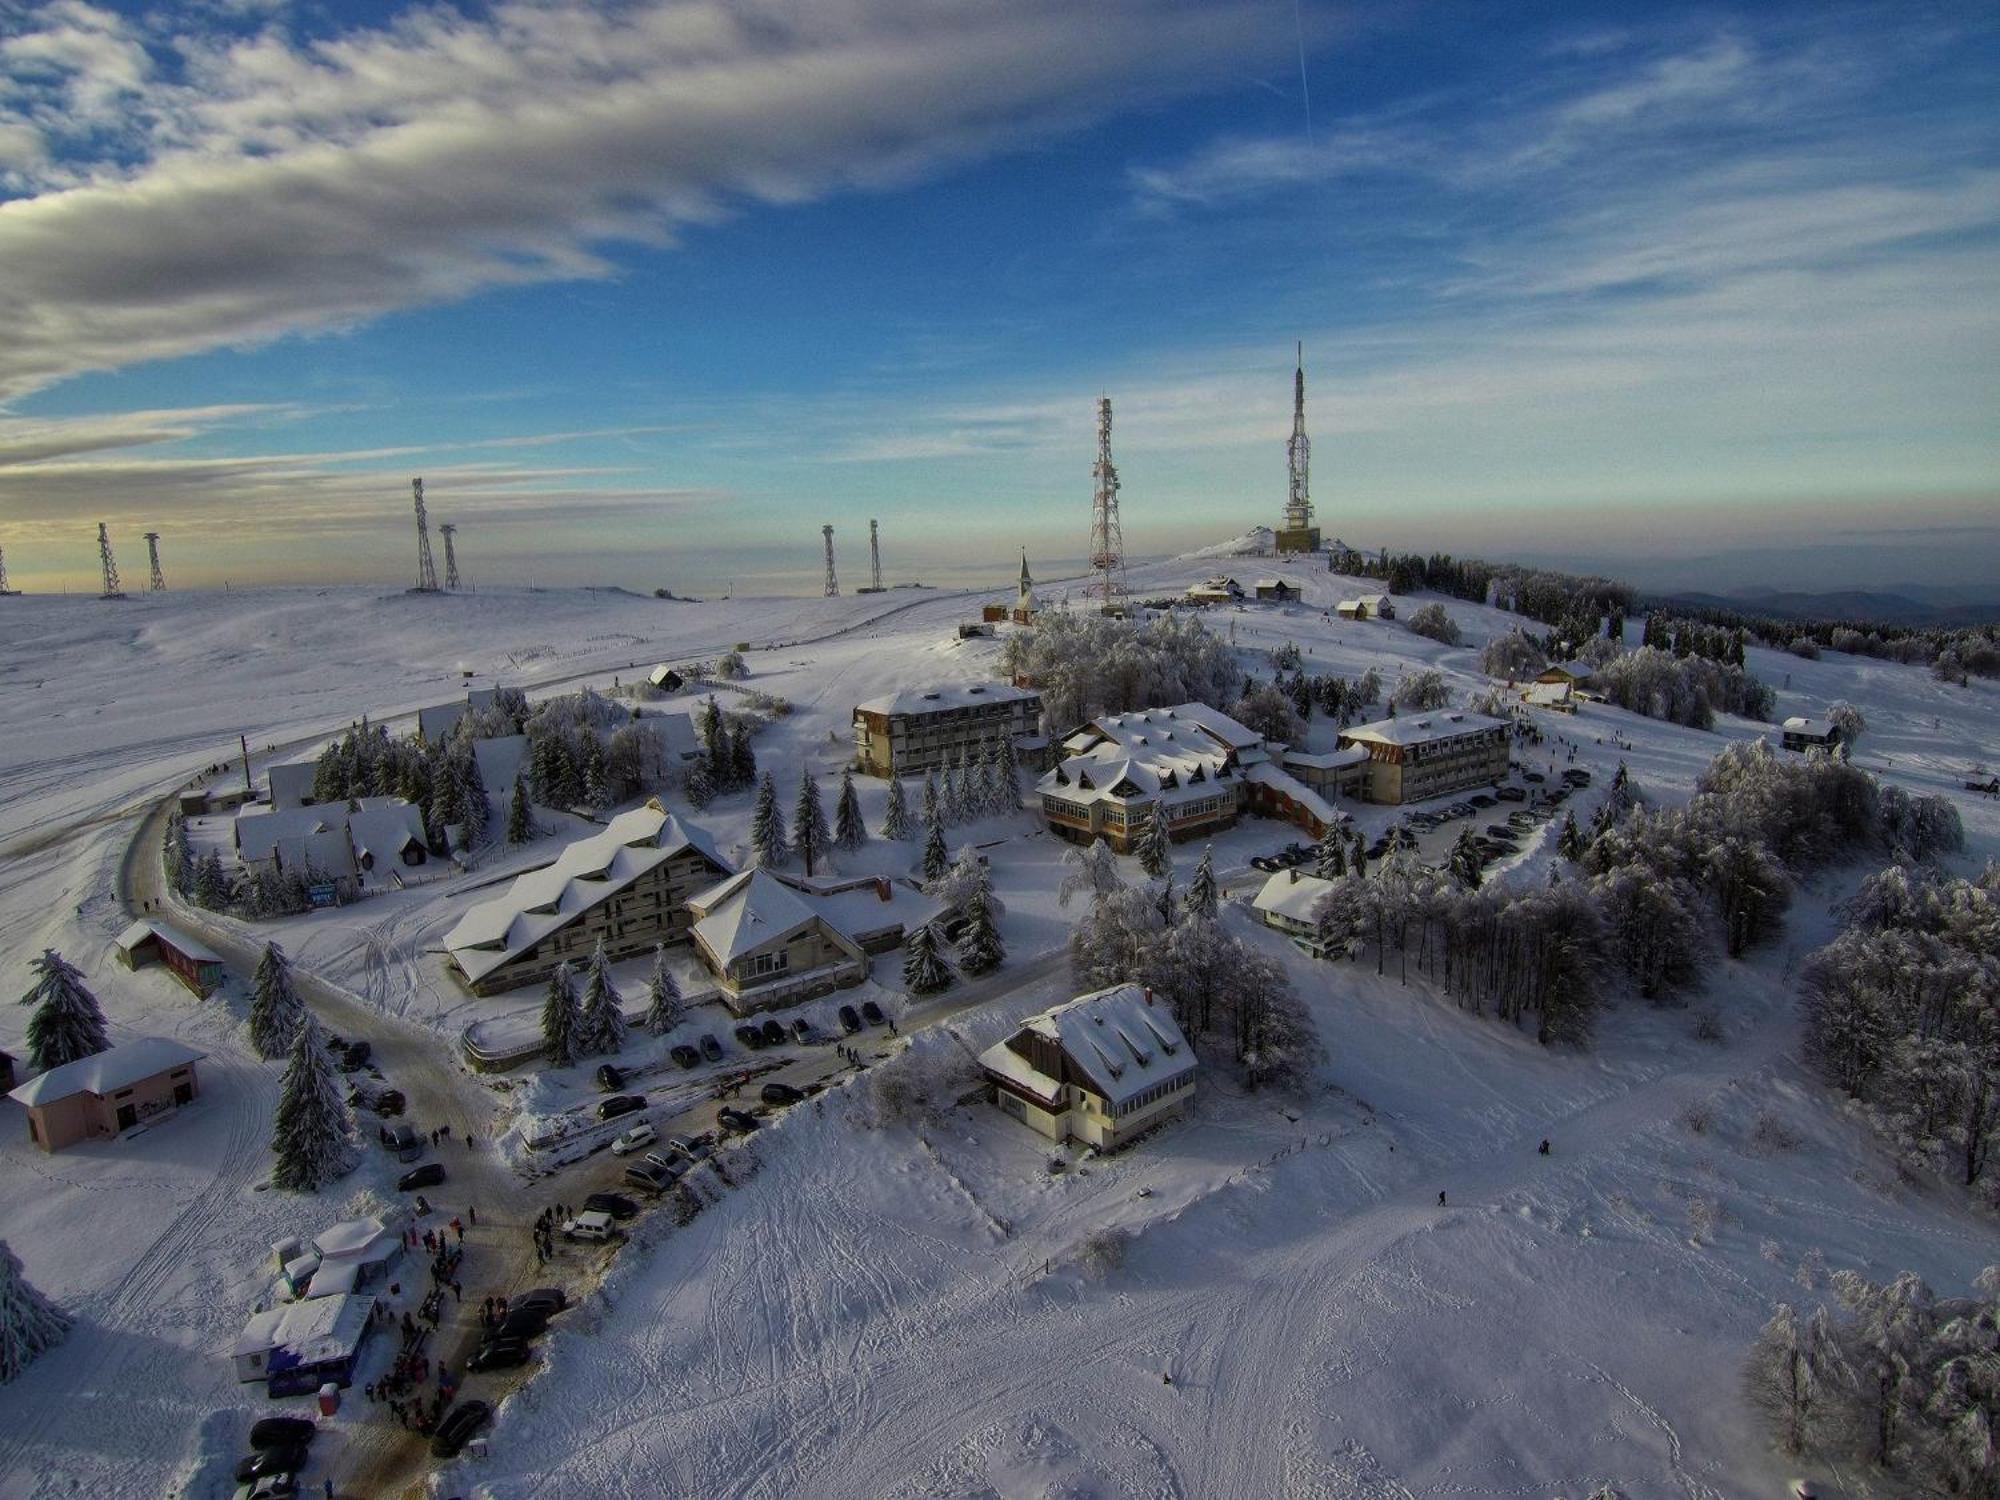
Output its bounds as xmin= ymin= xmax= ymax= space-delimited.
xmin=822 ymin=524 xmax=838 ymax=597
xmin=97 ymin=523 xmax=125 ymax=598
xmin=1087 ymin=397 xmax=1126 ymax=606
xmin=440 ymin=524 xmax=461 ymax=590
xmin=412 ymin=478 xmax=440 ymax=592
xmin=144 ymin=531 xmax=166 ymax=591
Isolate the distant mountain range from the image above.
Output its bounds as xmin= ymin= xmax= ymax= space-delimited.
xmin=1652 ymin=584 xmax=2000 ymax=628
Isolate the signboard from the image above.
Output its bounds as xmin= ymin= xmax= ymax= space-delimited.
xmin=307 ymin=882 xmax=338 ymax=909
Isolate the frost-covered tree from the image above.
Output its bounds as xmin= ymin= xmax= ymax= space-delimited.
xmin=506 ymin=777 xmax=535 ymax=844
xmin=749 ymin=771 xmax=788 ymax=867
xmin=0 ymin=1241 xmax=70 ymax=1385
xmin=540 ymin=962 xmax=581 ymax=1068
xmin=1447 ymin=828 xmax=1483 ymax=890
xmin=919 ymin=777 xmax=950 ymax=882
xmin=576 ymin=940 xmax=626 ymax=1057
xmin=1136 ymin=810 xmax=1173 ymax=882
xmin=880 ymin=776 xmax=913 ymax=841
xmin=1058 ymin=839 xmax=1124 ymax=908
xmin=20 ymin=950 xmax=110 ymax=1073
xmin=927 ymin=846 xmax=1005 ymax=917
xmin=1184 ymin=845 xmax=1219 ymax=922
xmin=578 ymin=731 xmax=609 ymax=815
xmin=1231 ymin=682 xmax=1304 ymax=744
xmin=1827 ymin=701 xmax=1866 ymax=749
xmin=269 ymin=1015 xmax=356 ymax=1193
xmin=248 ymin=942 xmax=307 ymax=1060
xmin=993 ymin=734 xmax=1022 ymax=812
xmin=1391 ymin=668 xmax=1451 ymax=711
xmin=167 ymin=815 xmax=195 ymax=897
xmin=683 ymin=760 xmax=716 ymax=808
xmin=194 ymin=848 xmax=229 ymax=910
xmin=793 ymin=766 xmax=830 ymax=874
xmin=716 ymin=650 xmax=748 ymax=680
xmin=1480 ymin=628 xmax=1548 ymax=680
xmin=902 ymin=921 xmax=954 ymax=996
xmin=1744 ymin=1302 xmax=1841 ymax=1458
xmin=937 ymin=758 xmax=962 ymax=827
xmin=642 ymin=945 xmax=682 ymax=1037
xmin=1591 ymin=866 xmax=1705 ymax=1003
xmin=1313 ymin=823 xmax=1347 ymax=880
xmin=1069 ymin=886 xmax=1165 ymax=992
xmin=834 ymin=767 xmax=867 ymax=850
xmin=955 ymin=871 xmax=1005 ymax=977
xmin=1405 ymin=602 xmax=1461 ymax=645
xmin=1557 ymin=811 xmax=1585 ymax=862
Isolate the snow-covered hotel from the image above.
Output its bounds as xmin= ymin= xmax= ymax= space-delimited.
xmin=851 ymin=682 xmax=1043 ymax=778
xmin=1037 ymin=702 xmax=1347 ymax=851
xmin=1335 ymin=711 xmax=1511 ymax=805
xmin=685 ymin=868 xmax=937 ymax=1013
xmin=443 ymin=799 xmax=729 ymax=994
xmin=979 ymin=984 xmax=1197 ymax=1150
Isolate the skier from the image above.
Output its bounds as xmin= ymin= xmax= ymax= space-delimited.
xmin=1437 ymin=1190 xmax=1446 ymax=1207
xmin=1538 ymin=1139 xmax=1550 ymax=1156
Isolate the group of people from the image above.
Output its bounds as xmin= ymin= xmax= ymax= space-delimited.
xmin=530 ymin=1205 xmax=569 ymax=1265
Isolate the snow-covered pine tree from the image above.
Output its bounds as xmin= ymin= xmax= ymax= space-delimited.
xmin=1314 ymin=823 xmax=1347 ymax=879
xmin=540 ymin=962 xmax=581 ymax=1067
xmin=642 ymin=945 xmax=683 ymax=1036
xmin=956 ymin=876 xmax=1005 ymax=976
xmin=1184 ymin=845 xmax=1219 ymax=921
xmin=20 ymin=950 xmax=110 ymax=1073
xmin=902 ymin=920 xmax=954 ymax=995
xmin=576 ymin=939 xmax=625 ymax=1057
xmin=698 ymin=695 xmax=725 ymax=760
xmin=1447 ymin=828 xmax=1483 ymax=890
xmin=248 ymin=941 xmax=307 ymax=1060
xmin=580 ymin=731 xmax=609 ymax=814
xmin=1558 ymin=811 xmax=1585 ymax=861
xmin=750 ymin=771 xmax=789 ymax=866
xmin=729 ymin=723 xmax=756 ymax=790
xmin=458 ymin=749 xmax=489 ymax=842
xmin=269 ymin=1015 xmax=355 ymax=1193
xmin=507 ymin=777 xmax=534 ymax=843
xmin=1136 ymin=809 xmax=1173 ymax=882
xmin=881 ymin=776 xmax=912 ymax=840
xmin=0 ymin=1240 xmax=70 ymax=1384
xmin=994 ymin=734 xmax=1021 ymax=813
xmin=938 ymin=759 xmax=961 ymax=827
xmin=793 ymin=766 xmax=830 ymax=874
xmin=429 ymin=754 xmax=466 ymax=838
xmin=834 ymin=767 xmax=867 ymax=850
xmin=194 ymin=849 xmax=229 ymax=909
xmin=167 ymin=815 xmax=195 ymax=897
xmin=920 ymin=783 xmax=950 ymax=882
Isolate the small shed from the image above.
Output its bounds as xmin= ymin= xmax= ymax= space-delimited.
xmin=311 ymin=1216 xmax=402 ymax=1292
xmin=8 ymin=1037 xmax=206 ymax=1151
xmin=648 ymin=664 xmax=685 ymax=693
xmin=234 ymin=1293 xmax=377 ymax=1394
xmin=114 ymin=919 xmax=226 ymax=997
xmin=1254 ymin=579 xmax=1301 ymax=603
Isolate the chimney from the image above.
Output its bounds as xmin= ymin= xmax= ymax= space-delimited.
xmin=1142 ymin=986 xmax=1154 ymax=1007
xmin=1288 ymin=868 xmax=1298 ymax=883
xmin=874 ymin=877 xmax=890 ymax=902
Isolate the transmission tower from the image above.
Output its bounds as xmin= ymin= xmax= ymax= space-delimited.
xmin=440 ymin=523 xmax=462 ymax=590
xmin=1087 ymin=397 xmax=1127 ymax=608
xmin=97 ymin=523 xmax=126 ymax=599
xmin=143 ymin=531 xmax=166 ymax=591
xmin=868 ymin=518 xmax=882 ymax=591
xmin=0 ymin=546 xmax=16 ymax=595
xmin=822 ymin=524 xmax=838 ymax=597
xmin=411 ymin=477 xmax=440 ymax=592
xmin=1286 ymin=344 xmax=1313 ymax=531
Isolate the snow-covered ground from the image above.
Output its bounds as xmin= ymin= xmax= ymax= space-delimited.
xmin=0 ymin=551 xmax=1994 ymax=1499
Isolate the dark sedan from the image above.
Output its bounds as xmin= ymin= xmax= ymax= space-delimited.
xmin=430 ymin=1399 xmax=492 ymax=1458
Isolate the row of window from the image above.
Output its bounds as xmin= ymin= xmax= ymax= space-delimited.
xmin=1112 ymin=1071 xmax=1194 ymax=1117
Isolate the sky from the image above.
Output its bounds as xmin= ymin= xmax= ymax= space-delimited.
xmin=0 ymin=0 xmax=1996 ymax=597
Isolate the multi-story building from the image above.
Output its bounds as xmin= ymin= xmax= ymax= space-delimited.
xmin=1780 ymin=715 xmax=1839 ymax=752
xmin=851 ymin=682 xmax=1042 ymax=778
xmin=443 ymin=799 xmax=728 ymax=994
xmin=979 ymin=983 xmax=1197 ymax=1150
xmin=1336 ymin=711 xmax=1511 ymax=805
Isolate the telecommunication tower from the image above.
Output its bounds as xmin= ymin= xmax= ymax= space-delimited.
xmin=868 ymin=519 xmax=882 ymax=592
xmin=1276 ymin=343 xmax=1321 ymax=554
xmin=97 ymin=523 xmax=126 ymax=599
xmin=144 ymin=531 xmax=166 ymax=591
xmin=440 ymin=523 xmax=462 ymax=590
xmin=822 ymin=525 xmax=838 ymax=597
xmin=0 ymin=547 xmax=17 ymax=595
xmin=411 ymin=477 xmax=440 ymax=592
xmin=1087 ymin=397 xmax=1127 ymax=607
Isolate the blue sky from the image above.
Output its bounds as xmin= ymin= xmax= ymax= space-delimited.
xmin=0 ymin=0 xmax=1995 ymax=595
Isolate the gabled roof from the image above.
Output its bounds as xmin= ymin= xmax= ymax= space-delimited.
xmin=267 ymin=762 xmax=319 ymax=811
xmin=278 ymin=828 xmax=360 ymax=881
xmin=115 ymin=918 xmax=221 ymax=964
xmin=1253 ymin=869 xmax=1338 ymax=923
xmin=472 ymin=735 xmax=528 ymax=801
xmin=236 ymin=806 xmax=330 ymax=864
xmin=417 ymin=701 xmax=469 ymax=744
xmin=688 ymin=868 xmax=824 ymax=966
xmin=347 ymin=802 xmax=426 ymax=865
xmin=981 ymin=983 xmax=1197 ymax=1108
xmin=648 ymin=663 xmax=683 ymax=688
xmin=234 ymin=1292 xmax=373 ymax=1363
xmin=1782 ymin=715 xmax=1834 ymax=737
xmin=9 ymin=1037 xmax=206 ymax=1107
xmin=644 ymin=712 xmax=702 ymax=763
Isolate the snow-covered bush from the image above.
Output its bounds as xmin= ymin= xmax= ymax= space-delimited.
xmin=999 ymin=608 xmax=1236 ymax=731
xmin=715 ymin=650 xmax=748 ymax=680
xmin=1077 ymin=1228 xmax=1130 ymax=1279
xmin=1390 ymin=668 xmax=1451 ymax=711
xmin=1404 ymin=602 xmax=1461 ymax=646
xmin=1592 ymin=646 xmax=1774 ymax=727
xmin=1786 ymin=636 xmax=1820 ymax=659
xmin=854 ymin=1032 xmax=975 ymax=1129
xmin=1231 ymin=682 xmax=1304 ymax=744
xmin=1479 ymin=628 xmax=1547 ymax=680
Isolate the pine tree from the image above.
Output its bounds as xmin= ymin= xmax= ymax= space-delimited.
xmin=684 ymin=759 xmax=716 ymax=807
xmin=834 ymin=767 xmax=867 ymax=850
xmin=881 ymin=776 xmax=913 ymax=840
xmin=269 ymin=1015 xmax=355 ymax=1193
xmin=1448 ymin=828 xmax=1484 ymax=890
xmin=902 ymin=920 xmax=954 ymax=996
xmin=642 ymin=945 xmax=683 ymax=1036
xmin=458 ymin=749 xmax=489 ymax=842
xmin=194 ymin=849 xmax=229 ymax=909
xmin=698 ymin=695 xmax=725 ymax=760
xmin=507 ymin=777 xmax=534 ymax=843
xmin=20 ymin=951 xmax=110 ymax=1073
xmin=540 ymin=962 xmax=580 ymax=1068
xmin=167 ymin=815 xmax=195 ymax=897
xmin=248 ymin=942 xmax=306 ymax=1060
xmin=1184 ymin=845 xmax=1219 ymax=921
xmin=750 ymin=771 xmax=789 ymax=866
xmin=938 ymin=759 xmax=961 ymax=827
xmin=1558 ymin=811 xmax=1585 ymax=861
xmin=576 ymin=940 xmax=625 ymax=1057
xmin=1136 ymin=809 xmax=1173 ymax=881
xmin=729 ymin=723 xmax=756 ymax=790
xmin=0 ymin=1240 xmax=70 ymax=1384
xmin=429 ymin=754 xmax=466 ymax=837
xmin=956 ymin=877 xmax=1005 ymax=976
xmin=579 ymin=731 xmax=609 ymax=814
xmin=994 ymin=734 xmax=1021 ymax=813
xmin=920 ymin=777 xmax=950 ymax=883
xmin=793 ymin=766 xmax=831 ymax=875
xmin=1314 ymin=823 xmax=1347 ymax=879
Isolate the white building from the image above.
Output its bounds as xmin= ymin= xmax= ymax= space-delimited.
xmin=1253 ymin=868 xmax=1340 ymax=957
xmin=1336 ymin=593 xmax=1395 ymax=620
xmin=979 ymin=984 xmax=1197 ymax=1150
xmin=233 ymin=1292 xmax=377 ymax=1394
xmin=851 ymin=682 xmax=1043 ymax=779
xmin=1335 ymin=711 xmax=1511 ymax=805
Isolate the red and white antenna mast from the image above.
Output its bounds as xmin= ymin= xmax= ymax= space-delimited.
xmin=1087 ymin=397 xmax=1126 ymax=609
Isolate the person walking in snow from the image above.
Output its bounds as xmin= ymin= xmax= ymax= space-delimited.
xmin=1538 ymin=1139 xmax=1550 ymax=1156
xmin=1437 ymin=1190 xmax=1446 ymax=1207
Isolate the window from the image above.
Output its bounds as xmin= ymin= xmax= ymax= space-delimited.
xmin=743 ymin=949 xmax=789 ymax=979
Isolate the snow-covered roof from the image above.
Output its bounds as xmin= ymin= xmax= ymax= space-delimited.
xmin=803 ymin=876 xmax=942 ymax=943
xmin=1254 ymin=869 xmax=1338 ymax=923
xmin=643 ymin=712 xmax=702 ymax=764
xmin=9 ymin=1037 xmax=206 ymax=1107
xmin=1281 ymin=746 xmax=1369 ymax=771
xmin=347 ymin=802 xmax=426 ymax=865
xmin=1339 ymin=711 xmax=1509 ymax=750
xmin=1242 ymin=761 xmax=1339 ymax=827
xmin=234 ymin=1291 xmax=373 ymax=1364
xmin=278 ymin=828 xmax=359 ymax=881
xmin=1041 ymin=702 xmax=1269 ymax=809
xmin=1782 ymin=715 xmax=1834 ymax=737
xmin=472 ymin=735 xmax=528 ymax=799
xmin=418 ymin=701 xmax=469 ymax=744
xmin=1541 ymin=660 xmax=1596 ymax=682
xmin=853 ymin=682 xmax=1039 ymax=719
xmin=981 ymin=983 xmax=1197 ymax=1108
xmin=267 ymin=761 xmax=319 ymax=811
xmin=688 ymin=868 xmax=824 ymax=966
xmin=445 ymin=800 xmax=728 ymax=984
xmin=648 ymin=663 xmax=683 ymax=688
xmin=314 ymin=1215 xmax=396 ymax=1263
xmin=236 ymin=806 xmax=330 ymax=864
xmin=1522 ymin=681 xmax=1574 ymax=706
xmin=115 ymin=918 xmax=222 ymax=964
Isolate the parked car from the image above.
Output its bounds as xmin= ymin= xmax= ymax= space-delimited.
xmin=610 ymin=1122 xmax=657 ymax=1156
xmin=379 ymin=1122 xmax=421 ymax=1161
xmin=1523 ymin=771 xmax=1545 ymax=783
xmin=340 ymin=1040 xmax=371 ymax=1071
xmin=1563 ymin=768 xmax=1592 ymax=785
xmin=597 ymin=1094 xmax=646 ymax=1121
xmin=235 ymin=1445 xmax=307 ymax=1484
xmin=717 ymin=1106 xmax=761 ymax=1134
xmin=789 ymin=1018 xmax=815 ymax=1045
xmin=496 ymin=1304 xmax=549 ymax=1339
xmin=1486 ymin=825 xmax=1516 ymax=839
xmin=665 ymin=1133 xmax=712 ymax=1162
xmin=372 ymin=1088 xmax=406 ymax=1117
xmin=760 ymin=1082 xmax=805 ymax=1107
xmin=734 ymin=1024 xmax=765 ymax=1050
xmin=838 ymin=1004 xmax=862 ymax=1034
xmin=699 ymin=1033 xmax=724 ymax=1063
xmin=1470 ymin=794 xmax=1497 ymax=808
xmin=429 ymin=1399 xmax=492 ymax=1458
xmin=1495 ymin=786 xmax=1527 ymax=802
xmin=861 ymin=1001 xmax=886 ymax=1027
xmin=561 ymin=1211 xmax=619 ymax=1243
xmin=467 ymin=1337 xmax=532 ymax=1372
xmin=233 ymin=1476 xmax=297 ymax=1500
xmin=1250 ymin=855 xmax=1281 ymax=873
xmin=594 ymin=1064 xmax=624 ymax=1093
xmin=248 ymin=1418 xmax=316 ymax=1451
xmin=584 ymin=1191 xmax=639 ymax=1220
xmin=670 ymin=1044 xmax=701 ymax=1069
xmin=760 ymin=1018 xmax=787 ymax=1046
xmin=509 ymin=1287 xmax=567 ymax=1316
xmin=625 ymin=1160 xmax=675 ymax=1194
xmin=397 ymin=1161 xmax=446 ymax=1192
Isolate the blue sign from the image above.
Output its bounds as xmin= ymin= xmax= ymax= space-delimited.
xmin=308 ymin=882 xmax=338 ymax=909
